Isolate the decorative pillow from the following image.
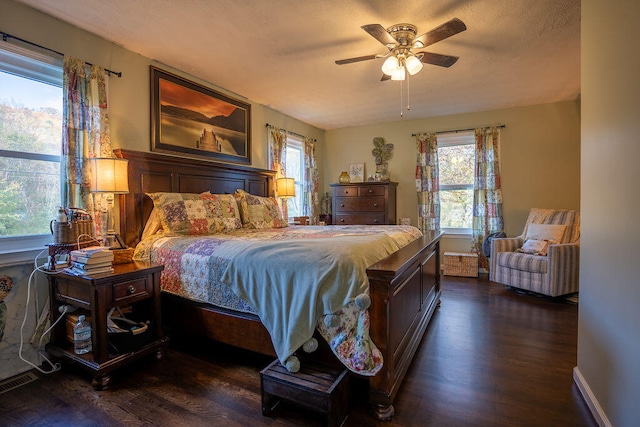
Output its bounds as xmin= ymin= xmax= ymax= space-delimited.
xmin=525 ymin=223 xmax=566 ymax=244
xmin=234 ymin=189 xmax=288 ymax=229
xmin=202 ymin=193 xmax=242 ymax=231
xmin=518 ymin=239 xmax=550 ymax=256
xmin=146 ymin=192 xmax=241 ymax=235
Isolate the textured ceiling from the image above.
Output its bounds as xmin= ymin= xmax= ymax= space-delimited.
xmin=15 ymin=0 xmax=580 ymax=131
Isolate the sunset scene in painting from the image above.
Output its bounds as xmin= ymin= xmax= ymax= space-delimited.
xmin=160 ymin=79 xmax=236 ymax=118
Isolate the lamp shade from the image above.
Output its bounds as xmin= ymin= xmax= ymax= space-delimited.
xmin=405 ymin=55 xmax=423 ymax=75
xmin=391 ymin=65 xmax=406 ymax=81
xmin=277 ymin=177 xmax=295 ymax=198
xmin=381 ymin=56 xmax=400 ymax=76
xmin=89 ymin=158 xmax=129 ymax=193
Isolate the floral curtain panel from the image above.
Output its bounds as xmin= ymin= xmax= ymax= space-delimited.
xmin=415 ymin=132 xmax=440 ymax=232
xmin=268 ymin=126 xmax=288 ymax=217
xmin=471 ymin=127 xmax=504 ymax=269
xmin=302 ymin=137 xmax=319 ymax=224
xmin=61 ymin=57 xmax=111 ymax=216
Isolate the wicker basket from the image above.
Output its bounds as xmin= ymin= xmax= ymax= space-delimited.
xmin=51 ymin=220 xmax=95 ymax=244
xmin=112 ymin=247 xmax=134 ymax=264
xmin=444 ymin=252 xmax=479 ymax=277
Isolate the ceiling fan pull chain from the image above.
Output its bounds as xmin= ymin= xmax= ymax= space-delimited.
xmin=407 ymin=72 xmax=411 ymax=111
xmin=400 ymin=79 xmax=403 ymax=117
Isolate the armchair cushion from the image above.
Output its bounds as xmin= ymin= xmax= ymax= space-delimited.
xmin=497 ymin=252 xmax=548 ymax=274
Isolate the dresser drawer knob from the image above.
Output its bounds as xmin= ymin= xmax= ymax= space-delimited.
xmin=340 ymin=219 xmax=345 ymax=223
xmin=373 ymin=203 xmax=378 ymax=207
xmin=127 ymin=285 xmax=136 ymax=294
xmin=340 ymin=203 xmax=345 ymax=207
xmin=368 ymin=189 xmax=373 ymax=193
xmin=373 ymin=219 xmax=379 ymax=223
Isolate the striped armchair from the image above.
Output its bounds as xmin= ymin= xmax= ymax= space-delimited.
xmin=489 ymin=208 xmax=580 ymax=297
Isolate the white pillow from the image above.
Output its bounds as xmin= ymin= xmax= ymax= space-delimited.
xmin=525 ymin=223 xmax=566 ymax=244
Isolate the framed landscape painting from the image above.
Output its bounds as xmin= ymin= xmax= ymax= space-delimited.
xmin=150 ymin=66 xmax=251 ymax=164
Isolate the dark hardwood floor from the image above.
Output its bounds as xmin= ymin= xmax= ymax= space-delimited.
xmin=0 ymin=276 xmax=596 ymax=426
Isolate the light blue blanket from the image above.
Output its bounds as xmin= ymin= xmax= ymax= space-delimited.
xmin=220 ymin=233 xmax=402 ymax=365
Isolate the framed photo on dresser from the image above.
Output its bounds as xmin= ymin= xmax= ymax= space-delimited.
xmin=349 ymin=163 xmax=365 ymax=183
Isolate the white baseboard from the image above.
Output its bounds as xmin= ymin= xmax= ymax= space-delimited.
xmin=573 ymin=366 xmax=611 ymax=427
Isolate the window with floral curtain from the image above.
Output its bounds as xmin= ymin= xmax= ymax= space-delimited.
xmin=267 ymin=126 xmax=318 ymax=224
xmin=471 ymin=127 xmax=504 ymax=270
xmin=62 ymin=57 xmax=112 ymax=232
xmin=415 ymin=132 xmax=440 ymax=232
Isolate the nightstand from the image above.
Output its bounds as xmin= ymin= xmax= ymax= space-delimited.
xmin=45 ymin=261 xmax=169 ymax=390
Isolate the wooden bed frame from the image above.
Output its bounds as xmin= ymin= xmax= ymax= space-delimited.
xmin=115 ymin=148 xmax=442 ymax=420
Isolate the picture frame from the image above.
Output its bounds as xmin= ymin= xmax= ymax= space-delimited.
xmin=349 ymin=163 xmax=365 ymax=183
xmin=150 ymin=66 xmax=251 ymax=164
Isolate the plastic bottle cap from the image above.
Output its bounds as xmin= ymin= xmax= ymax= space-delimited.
xmin=78 ymin=315 xmax=85 ymax=322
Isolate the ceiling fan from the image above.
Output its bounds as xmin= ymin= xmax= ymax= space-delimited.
xmin=335 ymin=18 xmax=467 ymax=81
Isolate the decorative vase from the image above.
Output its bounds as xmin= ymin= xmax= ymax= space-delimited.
xmin=338 ymin=171 xmax=350 ymax=183
xmin=375 ymin=163 xmax=390 ymax=182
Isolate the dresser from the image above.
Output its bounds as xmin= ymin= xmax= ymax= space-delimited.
xmin=331 ymin=182 xmax=397 ymax=225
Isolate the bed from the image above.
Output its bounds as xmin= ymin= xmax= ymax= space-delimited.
xmin=115 ymin=148 xmax=442 ymax=420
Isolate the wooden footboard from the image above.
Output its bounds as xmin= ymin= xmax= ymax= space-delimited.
xmin=366 ymin=231 xmax=442 ymax=419
xmin=116 ymin=149 xmax=442 ymax=419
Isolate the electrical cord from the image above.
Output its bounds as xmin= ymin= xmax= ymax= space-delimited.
xmin=18 ymin=249 xmax=73 ymax=374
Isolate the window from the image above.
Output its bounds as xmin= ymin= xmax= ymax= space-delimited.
xmin=438 ymin=131 xmax=475 ymax=233
xmin=0 ymin=40 xmax=63 ymax=255
xmin=283 ymin=135 xmax=304 ymax=219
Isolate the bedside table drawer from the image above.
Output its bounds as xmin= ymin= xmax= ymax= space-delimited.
xmin=113 ymin=277 xmax=150 ymax=303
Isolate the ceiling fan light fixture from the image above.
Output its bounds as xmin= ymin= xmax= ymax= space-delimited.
xmin=391 ymin=65 xmax=405 ymax=81
xmin=405 ymin=55 xmax=423 ymax=75
xmin=381 ymin=56 xmax=399 ymax=76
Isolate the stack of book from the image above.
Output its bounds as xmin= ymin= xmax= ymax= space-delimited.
xmin=68 ymin=246 xmax=114 ymax=276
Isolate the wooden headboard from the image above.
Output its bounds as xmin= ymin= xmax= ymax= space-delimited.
xmin=114 ymin=149 xmax=275 ymax=248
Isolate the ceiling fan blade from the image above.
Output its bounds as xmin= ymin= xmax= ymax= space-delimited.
xmin=413 ymin=18 xmax=466 ymax=49
xmin=361 ymin=24 xmax=397 ymax=47
xmin=416 ymin=51 xmax=460 ymax=67
xmin=335 ymin=54 xmax=379 ymax=65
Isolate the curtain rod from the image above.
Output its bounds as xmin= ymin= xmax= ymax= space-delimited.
xmin=411 ymin=124 xmax=505 ymax=137
xmin=265 ymin=123 xmax=317 ymax=142
xmin=1 ymin=31 xmax=122 ymax=78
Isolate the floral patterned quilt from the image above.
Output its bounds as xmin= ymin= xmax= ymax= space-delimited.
xmin=134 ymin=225 xmax=422 ymax=375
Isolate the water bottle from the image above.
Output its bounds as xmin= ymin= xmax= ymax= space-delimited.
xmin=73 ymin=315 xmax=92 ymax=355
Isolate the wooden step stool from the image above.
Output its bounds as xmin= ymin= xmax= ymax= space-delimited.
xmin=260 ymin=358 xmax=349 ymax=426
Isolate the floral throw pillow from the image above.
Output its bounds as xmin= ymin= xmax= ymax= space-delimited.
xmin=234 ymin=189 xmax=288 ymax=229
xmin=518 ymin=239 xmax=550 ymax=256
xmin=203 ymin=193 xmax=242 ymax=231
xmin=147 ymin=192 xmax=241 ymax=236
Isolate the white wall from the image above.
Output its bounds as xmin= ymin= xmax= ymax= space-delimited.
xmin=578 ymin=1 xmax=640 ymax=426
